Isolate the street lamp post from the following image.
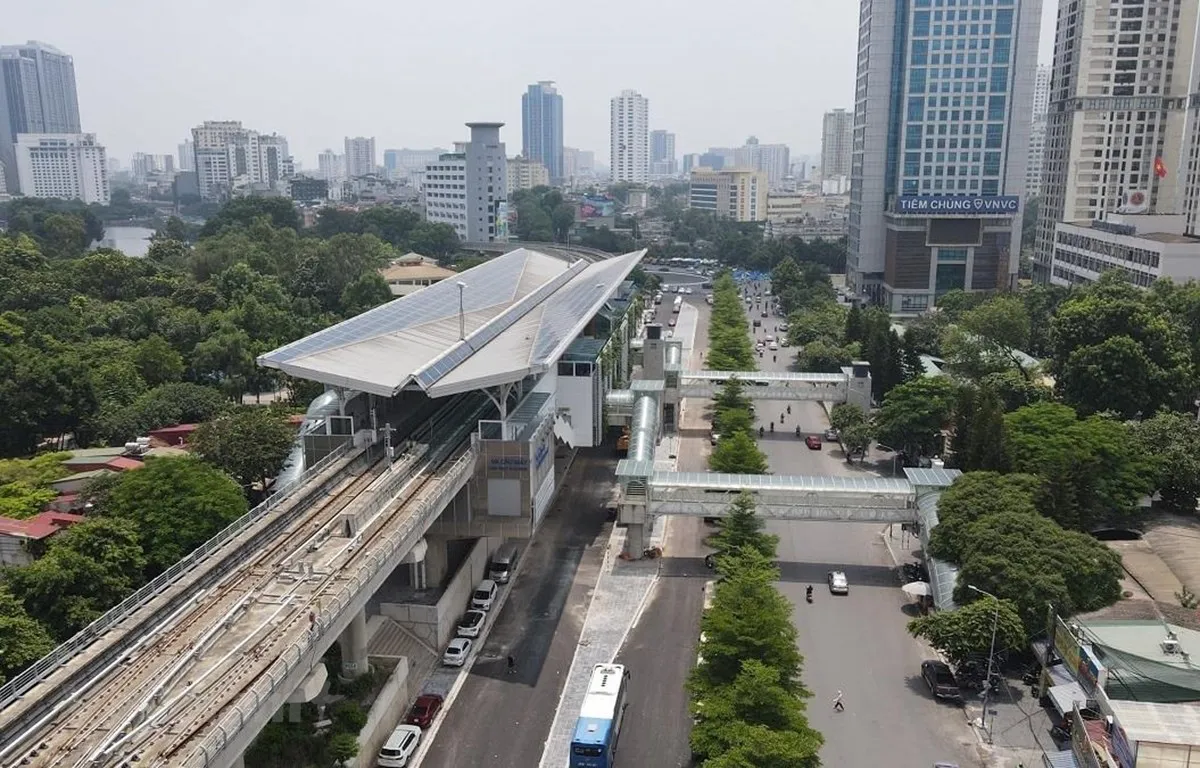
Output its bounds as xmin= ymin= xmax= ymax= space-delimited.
xmin=456 ymin=281 xmax=467 ymax=341
xmin=967 ymin=584 xmax=1001 ymax=744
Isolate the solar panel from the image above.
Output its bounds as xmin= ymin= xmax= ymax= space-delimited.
xmin=260 ymin=249 xmax=533 ymax=365
xmin=531 ymin=252 xmax=643 ymax=365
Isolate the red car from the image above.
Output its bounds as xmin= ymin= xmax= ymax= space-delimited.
xmin=404 ymin=693 xmax=445 ymax=729
xmin=805 ymin=435 xmax=822 ymax=450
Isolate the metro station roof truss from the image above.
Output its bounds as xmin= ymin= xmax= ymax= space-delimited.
xmin=257 ymin=248 xmax=645 ymax=398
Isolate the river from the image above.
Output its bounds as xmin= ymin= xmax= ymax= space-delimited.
xmin=92 ymin=225 xmax=156 ymax=258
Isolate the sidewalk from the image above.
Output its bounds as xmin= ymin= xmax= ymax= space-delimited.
xmin=535 ymin=300 xmax=700 ymax=767
xmin=536 ymin=516 xmax=665 ymax=768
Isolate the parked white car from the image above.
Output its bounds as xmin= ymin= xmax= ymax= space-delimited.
xmin=377 ymin=724 xmax=421 ymax=767
xmin=443 ymin=637 xmax=473 ymax=667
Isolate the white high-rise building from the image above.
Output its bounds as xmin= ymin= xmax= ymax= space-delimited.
xmin=190 ymin=121 xmax=294 ymax=199
xmin=0 ymin=42 xmax=82 ymax=194
xmin=177 ymin=140 xmax=194 ymax=171
xmin=1037 ymin=0 xmax=1200 ymax=282
xmin=1024 ymin=65 xmax=1051 ymax=200
xmin=821 ymin=109 xmax=852 ymax=180
xmin=15 ymin=133 xmax=109 ymax=204
xmin=192 ymin=121 xmax=244 ymax=200
xmin=610 ymin=90 xmax=649 ymax=183
xmin=318 ymin=150 xmax=345 ymax=184
xmin=344 ymin=136 xmax=376 ymax=178
xmin=425 ymin=122 xmax=508 ymax=243
xmin=735 ymin=136 xmax=791 ymax=186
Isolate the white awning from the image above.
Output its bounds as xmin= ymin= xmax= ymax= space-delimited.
xmin=1048 ymin=681 xmax=1089 ymax=717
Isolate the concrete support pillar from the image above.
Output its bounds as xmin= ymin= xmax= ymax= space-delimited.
xmin=340 ymin=609 xmax=369 ymax=678
xmin=625 ymin=522 xmax=646 ymax=558
xmin=229 ymin=754 xmax=245 ymax=768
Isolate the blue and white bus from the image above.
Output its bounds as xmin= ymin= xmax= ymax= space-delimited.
xmin=568 ymin=663 xmax=630 ymax=768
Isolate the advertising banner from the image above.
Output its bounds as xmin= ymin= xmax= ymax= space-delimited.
xmin=897 ymin=195 xmax=1020 ymax=214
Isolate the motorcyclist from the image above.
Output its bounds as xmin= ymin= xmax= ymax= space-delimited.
xmin=759 ymin=426 xmax=765 ymax=438
xmin=769 ymin=422 xmax=774 ymax=433
xmin=806 ymin=585 xmax=814 ymax=601
xmin=787 ymin=405 xmax=792 ymax=415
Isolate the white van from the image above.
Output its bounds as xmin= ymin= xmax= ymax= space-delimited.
xmin=471 ymin=579 xmax=498 ymax=611
xmin=377 ymin=724 xmax=421 ymax=767
xmin=489 ymin=543 xmax=519 ymax=584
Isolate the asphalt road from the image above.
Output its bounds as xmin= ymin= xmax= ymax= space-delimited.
xmin=615 ymin=296 xmax=714 ymax=768
xmin=420 ymin=450 xmax=615 ymax=768
xmin=749 ymin=303 xmax=982 ymax=768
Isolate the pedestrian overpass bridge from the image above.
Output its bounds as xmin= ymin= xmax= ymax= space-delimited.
xmin=678 ymin=370 xmax=854 ymax=402
xmin=616 ymin=462 xmax=959 ymax=525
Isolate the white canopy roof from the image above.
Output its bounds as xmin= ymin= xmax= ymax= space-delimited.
xmin=258 ymin=247 xmax=645 ymax=397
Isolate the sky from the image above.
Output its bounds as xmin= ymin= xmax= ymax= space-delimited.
xmin=9 ymin=0 xmax=1058 ymax=171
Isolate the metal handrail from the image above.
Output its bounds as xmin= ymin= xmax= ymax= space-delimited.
xmin=0 ymin=440 xmax=356 ymax=708
xmin=184 ymin=447 xmax=479 ymax=767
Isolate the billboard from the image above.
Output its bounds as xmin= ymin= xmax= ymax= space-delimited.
xmin=579 ymin=196 xmax=616 ymax=219
xmin=897 ymin=195 xmax=1020 ymax=214
xmin=1053 ymin=616 xmax=1108 ymax=694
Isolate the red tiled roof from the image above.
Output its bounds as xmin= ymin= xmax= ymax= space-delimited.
xmin=0 ymin=511 xmax=86 ymax=540
xmin=148 ymin=423 xmax=199 ymax=437
xmin=103 ymin=456 xmax=144 ymax=471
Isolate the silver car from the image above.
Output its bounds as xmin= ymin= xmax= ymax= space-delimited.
xmin=827 ymin=570 xmax=849 ymax=595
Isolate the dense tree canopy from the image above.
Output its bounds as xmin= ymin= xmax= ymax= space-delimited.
xmin=908 ymin=595 xmax=1026 ymax=667
xmin=190 ymin=406 xmax=297 ymax=491
xmin=928 ymin=472 xmax=1124 ymax=632
xmin=1004 ymin=402 xmax=1154 ymax=530
xmin=98 ymin=456 xmax=248 ymax=576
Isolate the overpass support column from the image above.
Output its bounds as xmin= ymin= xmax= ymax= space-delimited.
xmin=624 ymin=522 xmax=646 ymax=558
xmin=229 ymin=755 xmax=245 ymax=768
xmin=340 ymin=609 xmax=369 ymax=678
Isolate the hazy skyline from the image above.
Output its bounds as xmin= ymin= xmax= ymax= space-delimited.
xmin=10 ymin=0 xmax=1056 ymax=170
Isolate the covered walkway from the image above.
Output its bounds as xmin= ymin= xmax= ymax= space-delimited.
xmin=678 ymin=369 xmax=852 ymax=402
xmin=638 ymin=468 xmax=960 ymax=523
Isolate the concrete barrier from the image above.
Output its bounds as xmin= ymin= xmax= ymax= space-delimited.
xmin=354 ymin=656 xmax=410 ymax=768
xmin=380 ymin=537 xmax=497 ymax=650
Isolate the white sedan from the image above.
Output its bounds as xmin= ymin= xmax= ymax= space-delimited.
xmin=827 ymin=570 xmax=849 ymax=595
xmin=443 ymin=637 xmax=473 ymax=666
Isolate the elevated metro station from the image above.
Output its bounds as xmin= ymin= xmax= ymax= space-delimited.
xmin=0 ymin=248 xmax=965 ymax=768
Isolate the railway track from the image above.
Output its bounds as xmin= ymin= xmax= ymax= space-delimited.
xmin=3 ymin=393 xmax=487 ymax=768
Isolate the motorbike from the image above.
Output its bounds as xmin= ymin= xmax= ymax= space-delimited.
xmin=704 ymin=554 xmax=716 ymax=570
xmin=759 ymin=426 xmax=765 ymax=438
xmin=805 ymin=586 xmax=814 ymax=603
xmin=795 ymin=425 xmax=802 ymax=437
xmin=769 ymin=422 xmax=774 ymax=433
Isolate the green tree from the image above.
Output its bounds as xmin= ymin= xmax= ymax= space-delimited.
xmin=0 ymin=585 xmax=55 ymax=684
xmin=709 ymin=431 xmax=769 ymax=474
xmin=1051 ymin=272 xmax=1191 ymax=418
xmin=326 ymin=732 xmax=359 ymax=765
xmin=691 ymin=548 xmax=803 ymax=695
xmin=710 ymin=492 xmax=778 ymax=561
xmin=872 ymin=376 xmax=958 ymax=461
xmin=199 ymin=197 xmax=300 ymax=237
xmin=190 ymin=406 xmax=296 ymax=491
xmin=408 ymin=220 xmax=461 ymax=260
xmin=1132 ymin=410 xmax=1200 ymax=513
xmin=785 ymin=302 xmax=846 ymax=347
xmin=945 ymin=295 xmax=1034 ymax=380
xmin=5 ymin=517 xmax=146 ymax=640
xmin=928 ymin=472 xmax=1045 ymax=563
xmin=339 ymin=273 xmax=394 ymax=316
xmin=132 ymin=334 xmax=185 ymax=387
xmin=690 ymin=660 xmax=822 ymax=768
xmin=948 ymin=385 xmax=1007 ymax=471
xmin=98 ymin=456 xmax=248 ymax=576
xmin=1004 ymin=402 xmax=1154 ymax=529
xmin=907 ymin=595 xmax=1026 ymax=667
xmin=792 ymin=339 xmax=857 ymax=374
xmin=830 ymin=403 xmax=871 ymax=462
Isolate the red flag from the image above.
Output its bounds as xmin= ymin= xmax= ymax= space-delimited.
xmin=1154 ymin=156 xmax=1168 ymax=179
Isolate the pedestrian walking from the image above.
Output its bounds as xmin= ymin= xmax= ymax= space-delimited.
xmin=507 ymin=655 xmax=516 ymax=675
xmin=833 ymin=690 xmax=845 ymax=712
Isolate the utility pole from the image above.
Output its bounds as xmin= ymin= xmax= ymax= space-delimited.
xmin=968 ymin=584 xmax=1001 ymax=744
